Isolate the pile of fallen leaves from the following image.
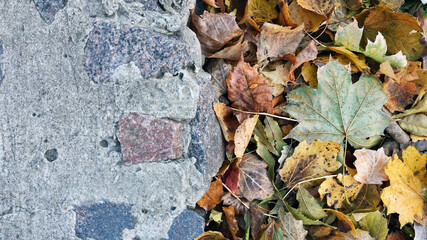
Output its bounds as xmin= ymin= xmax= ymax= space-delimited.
xmin=190 ymin=0 xmax=427 ymax=239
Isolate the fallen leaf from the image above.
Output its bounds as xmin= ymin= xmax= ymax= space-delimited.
xmin=277 ymin=208 xmax=308 ymax=239
xmin=379 ymin=0 xmax=404 ymax=10
xmin=261 ymin=62 xmax=291 ymax=96
xmin=358 ymin=211 xmax=388 ymax=240
xmin=249 ymin=204 xmax=265 ymax=239
xmin=381 ymin=146 xmax=427 ymax=226
xmin=327 ymin=46 xmax=370 ymax=71
xmin=288 ymin=0 xmax=327 ymax=32
xmin=308 ymin=226 xmax=335 ymax=238
xmin=191 ymin=11 xmax=243 ymax=54
xmin=333 ymin=229 xmax=375 ymax=240
xmin=301 ymin=62 xmax=318 ymax=88
xmin=314 ymin=54 xmax=364 ymax=72
xmin=398 ymin=114 xmax=427 ymax=137
xmin=234 ymin=115 xmax=259 ymax=159
xmin=278 ymin=140 xmax=342 ymax=188
xmin=278 ymin=1 xmax=297 ymax=28
xmin=197 ymin=178 xmax=225 ymax=211
xmin=379 ymin=61 xmax=397 ymax=79
xmin=222 ymin=161 xmax=240 ymax=194
xmin=194 ymin=231 xmax=226 ymax=240
xmin=206 ymin=59 xmax=232 ymax=98
xmin=202 ymin=0 xmax=219 ymax=8
xmin=284 ymin=60 xmax=390 ymax=149
xmin=209 ymin=210 xmax=223 ymax=224
xmin=355 ymin=3 xmax=423 ymax=61
xmin=297 ymin=187 xmax=328 ymax=220
xmin=248 ymin=0 xmax=278 ymax=23
xmin=255 ymin=221 xmax=275 ymax=240
xmin=227 ymin=58 xmax=272 ymax=122
xmin=213 ymin=102 xmax=240 ymax=142
xmin=222 ymin=192 xmax=249 ymax=215
xmin=237 ymin=154 xmax=274 ymax=201
xmin=287 ymin=204 xmax=328 ymax=226
xmin=223 ymin=206 xmax=241 ymax=240
xmin=325 ymin=209 xmax=357 ymax=237
xmin=228 ymin=0 xmax=249 ymax=24
xmin=319 ymin=174 xmax=363 ymax=208
xmin=297 ymin=0 xmax=334 ymax=16
xmin=264 ymin=117 xmax=286 ymax=153
xmin=289 ymin=40 xmax=318 ymax=81
xmin=353 ymin=148 xmax=390 ymax=184
xmin=335 ymin=19 xmax=363 ymax=52
xmin=393 ymin=95 xmax=427 ymax=119
xmin=256 ymin=23 xmax=305 ymax=62
xmin=208 ymin=40 xmax=249 ymax=61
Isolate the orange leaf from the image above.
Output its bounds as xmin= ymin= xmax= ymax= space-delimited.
xmin=383 ymin=77 xmax=420 ymax=113
xmin=288 ymin=1 xmax=328 ymax=32
xmin=325 ymin=209 xmax=356 ymax=238
xmin=197 ymin=178 xmax=225 ymax=211
xmin=223 ymin=206 xmax=242 ymax=240
xmin=213 ymin=102 xmax=240 ymax=142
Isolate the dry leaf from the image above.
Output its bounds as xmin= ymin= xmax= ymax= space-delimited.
xmin=237 ymin=154 xmax=274 ymax=201
xmin=327 ymin=46 xmax=369 ymax=71
xmin=379 ymin=61 xmax=397 ymax=79
xmin=191 ymin=11 xmax=243 ymax=54
xmin=206 ymin=59 xmax=232 ymax=98
xmin=314 ymin=54 xmax=364 ymax=72
xmin=381 ymin=146 xmax=427 ymax=227
xmin=256 ymin=23 xmax=305 ymax=62
xmin=234 ymin=115 xmax=259 ymax=159
xmin=223 ymin=206 xmax=241 ymax=240
xmin=353 ymin=148 xmax=390 ymax=184
xmin=222 ymin=161 xmax=240 ymax=194
xmin=261 ymin=62 xmax=291 ymax=96
xmin=325 ymin=209 xmax=357 ymax=238
xmin=297 ymin=0 xmax=334 ymax=16
xmin=278 ymin=140 xmax=342 ymax=188
xmin=213 ymin=102 xmax=240 ymax=142
xmin=383 ymin=77 xmax=420 ymax=113
xmin=399 ymin=114 xmax=427 ymax=137
xmin=248 ymin=0 xmax=278 ymax=23
xmin=197 ymin=178 xmax=225 ymax=211
xmin=333 ymin=229 xmax=375 ymax=240
xmin=289 ymin=40 xmax=318 ymax=81
xmin=277 ymin=208 xmax=308 ymax=239
xmin=202 ymin=0 xmax=219 ymax=8
xmin=289 ymin=1 xmax=327 ymax=32
xmin=222 ymin=192 xmax=249 ymax=215
xmin=227 ymin=58 xmax=273 ymax=122
xmin=301 ymin=62 xmax=318 ymax=88
xmin=208 ymin=40 xmax=249 ymax=61
xmin=194 ymin=231 xmax=226 ymax=240
xmin=319 ymin=174 xmax=363 ymax=208
xmin=278 ymin=1 xmax=298 ymax=28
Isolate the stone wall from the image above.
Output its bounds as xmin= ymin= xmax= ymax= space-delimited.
xmin=0 ymin=0 xmax=223 ymax=239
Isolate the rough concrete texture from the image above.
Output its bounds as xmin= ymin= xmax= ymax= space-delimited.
xmin=0 ymin=0 xmax=223 ymax=239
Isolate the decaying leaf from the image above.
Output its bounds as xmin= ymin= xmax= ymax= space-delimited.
xmin=223 ymin=206 xmax=241 ymax=240
xmin=325 ymin=209 xmax=357 ymax=238
xmin=358 ymin=211 xmax=388 ymax=240
xmin=237 ymin=154 xmax=274 ymax=201
xmin=277 ymin=208 xmax=308 ymax=240
xmin=208 ymin=40 xmax=249 ymax=61
xmin=209 ymin=210 xmax=223 ymax=224
xmin=222 ymin=192 xmax=249 ymax=215
xmin=398 ymin=114 xmax=427 ymax=137
xmin=333 ymin=229 xmax=375 ymax=240
xmin=278 ymin=140 xmax=342 ymax=188
xmin=284 ymin=60 xmax=390 ymax=149
xmin=319 ymin=174 xmax=363 ymax=208
xmin=234 ymin=115 xmax=259 ymax=159
xmin=289 ymin=40 xmax=318 ymax=81
xmin=213 ymin=102 xmax=240 ymax=141
xmin=256 ymin=23 xmax=305 ymax=62
xmin=248 ymin=0 xmax=278 ymax=23
xmin=288 ymin=1 xmax=327 ymax=32
xmin=353 ymin=148 xmax=390 ymax=184
xmin=194 ymin=231 xmax=226 ymax=240
xmin=227 ymin=58 xmax=272 ymax=122
xmin=327 ymin=46 xmax=369 ymax=72
xmin=261 ymin=62 xmax=291 ymax=96
xmin=297 ymin=0 xmax=334 ymax=16
xmin=381 ymin=146 xmax=427 ymax=227
xmin=197 ymin=178 xmax=225 ymax=211
xmin=205 ymin=59 xmax=232 ymax=98
xmin=191 ymin=11 xmax=243 ymax=54
xmin=301 ymin=62 xmax=318 ymax=88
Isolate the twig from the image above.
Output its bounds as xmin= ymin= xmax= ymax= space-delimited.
xmin=229 ymin=107 xmax=298 ymax=122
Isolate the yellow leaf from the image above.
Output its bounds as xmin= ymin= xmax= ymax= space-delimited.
xmin=234 ymin=115 xmax=259 ymax=159
xmin=325 ymin=209 xmax=357 ymax=238
xmin=353 ymin=148 xmax=390 ymax=184
xmin=288 ymin=0 xmax=327 ymax=32
xmin=381 ymin=146 xmax=427 ymax=226
xmin=261 ymin=62 xmax=291 ymax=96
xmin=319 ymin=174 xmax=363 ymax=208
xmin=248 ymin=0 xmax=278 ymax=23
xmin=327 ymin=46 xmax=369 ymax=71
xmin=314 ymin=54 xmax=362 ymax=72
xmin=301 ymin=62 xmax=318 ymax=88
xmin=278 ymin=140 xmax=341 ymax=188
xmin=297 ymin=0 xmax=334 ymax=16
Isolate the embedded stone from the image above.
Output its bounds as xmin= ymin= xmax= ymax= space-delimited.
xmin=161 ymin=210 xmax=204 ymax=240
xmin=84 ymin=22 xmax=192 ymax=83
xmin=123 ymin=0 xmax=163 ymax=11
xmin=33 ymin=0 xmax=68 ymax=24
xmin=74 ymin=200 xmax=136 ymax=240
xmin=116 ymin=113 xmax=183 ymax=164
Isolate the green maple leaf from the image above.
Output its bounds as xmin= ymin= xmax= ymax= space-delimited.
xmin=284 ymin=60 xmax=390 ymax=149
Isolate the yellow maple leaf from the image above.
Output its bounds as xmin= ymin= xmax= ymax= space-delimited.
xmin=381 ymin=146 xmax=427 ymax=227
xmin=319 ymin=174 xmax=363 ymax=209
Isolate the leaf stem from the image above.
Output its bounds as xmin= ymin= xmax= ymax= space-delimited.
xmin=229 ymin=107 xmax=298 ymax=122
xmin=219 ymin=177 xmax=250 ymax=209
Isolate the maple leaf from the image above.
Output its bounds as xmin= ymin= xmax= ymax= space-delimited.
xmin=227 ymin=58 xmax=272 ymax=122
xmin=190 ymin=11 xmax=243 ymax=54
xmin=237 ymin=154 xmax=274 ymax=201
xmin=289 ymin=40 xmax=318 ymax=81
xmin=381 ymin=146 xmax=427 ymax=227
xmin=197 ymin=178 xmax=225 ymax=211
xmin=284 ymin=60 xmax=390 ymax=149
xmin=256 ymin=23 xmax=305 ymax=62
xmin=278 ymin=140 xmax=342 ymax=188
xmin=234 ymin=115 xmax=259 ymax=159
xmin=318 ymin=174 xmax=363 ymax=208
xmin=355 ymin=3 xmax=424 ymax=61
xmin=353 ymin=148 xmax=390 ymax=184
xmin=297 ymin=0 xmax=334 ymax=16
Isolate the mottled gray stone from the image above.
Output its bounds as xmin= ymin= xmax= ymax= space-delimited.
xmin=124 ymin=0 xmax=163 ymax=11
xmin=0 ymin=40 xmax=3 ymax=85
xmin=33 ymin=0 xmax=68 ymax=24
xmin=161 ymin=210 xmax=205 ymax=240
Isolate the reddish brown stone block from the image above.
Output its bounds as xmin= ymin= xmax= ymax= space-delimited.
xmin=116 ymin=113 xmax=183 ymax=164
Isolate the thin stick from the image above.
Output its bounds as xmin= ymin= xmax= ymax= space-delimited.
xmin=282 ymin=174 xmax=338 ymax=201
xmin=229 ymin=107 xmax=298 ymax=122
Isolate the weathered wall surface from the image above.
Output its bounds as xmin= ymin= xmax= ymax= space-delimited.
xmin=0 ymin=0 xmax=223 ymax=239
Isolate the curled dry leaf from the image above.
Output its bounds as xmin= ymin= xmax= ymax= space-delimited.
xmin=381 ymin=146 xmax=427 ymax=227
xmin=256 ymin=23 xmax=305 ymax=62
xmin=222 ymin=206 xmax=241 ymax=240
xmin=197 ymin=178 xmax=225 ymax=211
xmin=289 ymin=40 xmax=318 ymax=81
xmin=190 ymin=11 xmax=243 ymax=54
xmin=237 ymin=154 xmax=274 ymax=201
xmin=213 ymin=102 xmax=240 ymax=142
xmin=278 ymin=140 xmax=342 ymax=188
xmin=383 ymin=77 xmax=420 ymax=113
xmin=288 ymin=1 xmax=327 ymax=32
xmin=208 ymin=40 xmax=249 ymax=61
xmin=234 ymin=115 xmax=259 ymax=159
xmin=318 ymin=174 xmax=363 ymax=209
xmin=227 ymin=58 xmax=272 ymax=122
xmin=353 ymin=148 xmax=390 ymax=184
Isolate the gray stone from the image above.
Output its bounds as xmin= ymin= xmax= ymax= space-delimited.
xmin=0 ymin=40 xmax=3 ymax=85
xmin=33 ymin=0 xmax=68 ymax=24
xmin=123 ymin=0 xmax=163 ymax=12
xmin=44 ymin=148 xmax=59 ymax=162
xmin=161 ymin=210 xmax=205 ymax=240
xmin=116 ymin=113 xmax=183 ymax=164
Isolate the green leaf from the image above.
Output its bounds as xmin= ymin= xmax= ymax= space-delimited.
xmin=277 ymin=208 xmax=308 ymax=239
xmin=264 ymin=117 xmax=286 ymax=153
xmin=335 ymin=20 xmax=363 ymax=52
xmin=255 ymin=135 xmax=276 ymax=180
xmin=254 ymin=120 xmax=279 ymax=156
xmin=358 ymin=211 xmax=388 ymax=240
xmin=284 ymin=60 xmax=390 ymax=149
xmin=398 ymin=114 xmax=427 ymax=136
xmin=209 ymin=210 xmax=223 ymax=224
xmin=297 ymin=187 xmax=327 ymax=220
xmin=287 ymin=204 xmax=329 ymax=226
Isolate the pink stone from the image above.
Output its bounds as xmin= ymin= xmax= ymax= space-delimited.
xmin=116 ymin=113 xmax=183 ymax=164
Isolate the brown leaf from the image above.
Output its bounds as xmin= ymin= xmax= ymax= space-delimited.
xmin=213 ymin=102 xmax=240 ymax=142
xmin=237 ymin=154 xmax=274 ymax=201
xmin=202 ymin=0 xmax=219 ymax=8
xmin=256 ymin=23 xmax=305 ymax=62
xmin=383 ymin=77 xmax=420 ymax=113
xmin=289 ymin=40 xmax=318 ymax=81
xmin=197 ymin=178 xmax=225 ymax=211
xmin=234 ymin=115 xmax=259 ymax=159
xmin=318 ymin=174 xmax=363 ymax=209
xmin=289 ymin=1 xmax=328 ymax=32
xmin=229 ymin=0 xmax=249 ymax=24
xmin=208 ymin=40 xmax=249 ymax=61
xmin=222 ymin=192 xmax=249 ymax=215
xmin=227 ymin=58 xmax=272 ymax=122
xmin=249 ymin=204 xmax=265 ymax=239
xmin=353 ymin=148 xmax=390 ymax=184
xmin=278 ymin=1 xmax=298 ymax=28
xmin=194 ymin=231 xmax=227 ymax=240
xmin=297 ymin=0 xmax=334 ymax=16
xmin=191 ymin=11 xmax=243 ymax=54
xmin=223 ymin=206 xmax=242 ymax=240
